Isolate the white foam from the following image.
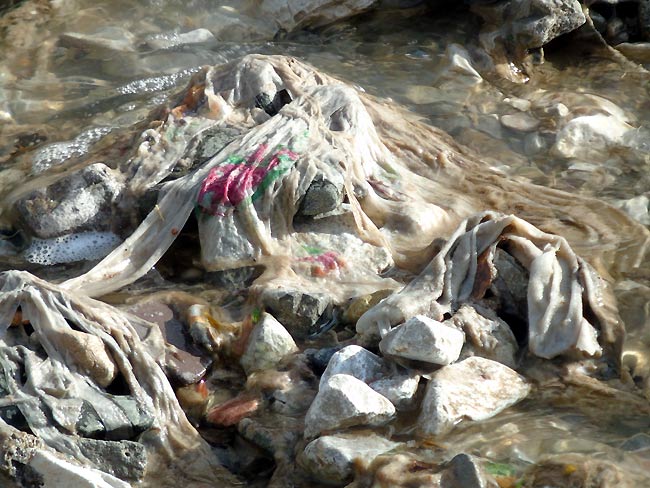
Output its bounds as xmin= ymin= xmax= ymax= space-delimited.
xmin=24 ymin=232 xmax=122 ymax=265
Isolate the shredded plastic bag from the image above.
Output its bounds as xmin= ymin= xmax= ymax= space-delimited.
xmin=357 ymin=212 xmax=623 ymax=362
xmin=0 ymin=271 xmax=238 ymax=486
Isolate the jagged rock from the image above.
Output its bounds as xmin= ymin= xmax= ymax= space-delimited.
xmin=15 ymin=163 xmax=123 ymax=239
xmin=77 ymin=439 xmax=147 ymax=481
xmin=299 ymin=432 xmax=401 ymax=485
xmin=304 ymin=374 xmax=395 ymax=439
xmin=440 ymin=453 xmax=487 ymax=488
xmin=260 ymin=287 xmax=331 ymax=339
xmin=107 ymin=396 xmax=155 ymax=440
xmin=448 ymin=305 xmax=518 ymax=369
xmin=417 ymin=357 xmax=529 ymax=437
xmin=369 ymin=374 xmax=420 ymax=410
xmin=240 ymin=313 xmax=298 ymax=374
xmin=379 ymin=315 xmax=465 ymax=366
xmin=319 ymin=345 xmax=387 ymax=388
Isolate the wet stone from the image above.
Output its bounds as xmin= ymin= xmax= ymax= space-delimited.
xmin=240 ymin=312 xmax=298 ymax=374
xmin=304 ymin=346 xmax=343 ymax=375
xmin=127 ymin=301 xmax=209 ymax=385
xmin=417 ymin=357 xmax=529 ymax=437
xmin=260 ymin=287 xmax=331 ymax=339
xmin=107 ymin=396 xmax=154 ymax=440
xmin=379 ymin=315 xmax=465 ymax=366
xmin=299 ymin=432 xmax=401 ymax=485
xmin=305 ymin=374 xmax=395 ymax=439
xmin=319 ymin=345 xmax=387 ymax=388
xmin=77 ymin=438 xmax=146 ymax=481
xmin=440 ymin=453 xmax=487 ymax=488
xmin=76 ymin=401 xmax=105 ymax=438
xmin=500 ymin=113 xmax=540 ymax=132
xmin=297 ymin=176 xmax=343 ymax=217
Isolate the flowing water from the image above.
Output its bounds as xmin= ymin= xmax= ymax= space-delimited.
xmin=1 ymin=1 xmax=650 ymax=485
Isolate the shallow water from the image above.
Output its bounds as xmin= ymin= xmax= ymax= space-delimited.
xmin=2 ymin=1 xmax=650 ymax=486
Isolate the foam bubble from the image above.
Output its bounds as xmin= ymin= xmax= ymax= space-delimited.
xmin=24 ymin=232 xmax=122 ymax=265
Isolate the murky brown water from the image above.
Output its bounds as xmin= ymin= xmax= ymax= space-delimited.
xmin=2 ymin=1 xmax=650 ymax=486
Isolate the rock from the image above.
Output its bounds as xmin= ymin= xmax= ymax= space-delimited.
xmin=440 ymin=453 xmax=487 ymax=488
xmin=523 ymin=132 xmax=547 ymax=156
xmin=27 ymin=450 xmax=131 ymax=488
xmin=369 ymin=374 xmax=420 ymax=410
xmin=500 ymin=113 xmax=540 ymax=132
xmin=127 ymin=300 xmax=209 ymax=386
xmin=59 ymin=27 xmax=136 ymax=53
xmin=448 ymin=305 xmax=518 ymax=369
xmin=418 ymin=357 xmax=529 ymax=437
xmin=298 ymin=176 xmax=343 ymax=217
xmin=304 ymin=346 xmax=343 ymax=375
xmin=52 ymin=329 xmax=117 ymax=388
xmin=16 ymin=163 xmax=123 ymax=239
xmin=319 ymin=345 xmax=387 ymax=388
xmin=238 ymin=416 xmax=302 ymax=458
xmin=206 ymin=395 xmax=260 ymax=427
xmin=240 ymin=313 xmax=298 ymax=374
xmin=107 ymin=396 xmax=155 ymax=440
xmin=260 ymin=287 xmax=331 ymax=339
xmin=304 ymin=374 xmax=395 ymax=439
xmin=76 ymin=401 xmax=105 ymax=438
xmin=552 ymin=114 xmax=632 ymax=160
xmin=621 ymin=433 xmax=650 ymax=452
xmin=613 ymin=195 xmax=650 ymax=226
xmin=77 ymin=438 xmax=146 ymax=481
xmin=193 ymin=126 xmax=241 ymax=164
xmin=343 ymin=290 xmax=393 ymax=324
xmin=144 ymin=29 xmax=215 ymax=51
xmin=379 ymin=315 xmax=465 ymax=366
xmin=616 ymin=42 xmax=650 ymax=63
xmin=299 ymin=432 xmax=400 ymax=485
xmin=472 ymin=0 xmax=586 ymax=53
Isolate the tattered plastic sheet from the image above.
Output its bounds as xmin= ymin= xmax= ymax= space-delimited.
xmin=357 ymin=212 xmax=623 ymax=361
xmin=60 ymin=55 xmax=649 ymax=299
xmin=0 ymin=271 xmax=237 ymax=486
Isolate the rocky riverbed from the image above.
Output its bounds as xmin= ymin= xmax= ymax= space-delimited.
xmin=1 ymin=1 xmax=650 ymax=487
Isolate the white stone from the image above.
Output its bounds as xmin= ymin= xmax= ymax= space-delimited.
xmin=500 ymin=113 xmax=540 ymax=132
xmin=379 ymin=315 xmax=464 ymax=365
xmin=28 ymin=449 xmax=130 ymax=488
xmin=448 ymin=305 xmax=518 ymax=369
xmin=300 ymin=432 xmax=401 ymax=484
xmin=305 ymin=374 xmax=395 ymax=439
xmin=240 ymin=313 xmax=298 ymax=374
xmin=552 ymin=114 xmax=632 ymax=160
xmin=369 ymin=374 xmax=420 ymax=410
xmin=319 ymin=345 xmax=386 ymax=388
xmin=417 ymin=357 xmax=530 ymax=437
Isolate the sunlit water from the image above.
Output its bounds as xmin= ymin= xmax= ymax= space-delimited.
xmin=1 ymin=1 xmax=650 ymax=485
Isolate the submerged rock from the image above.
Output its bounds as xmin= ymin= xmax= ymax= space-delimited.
xmin=552 ymin=114 xmax=632 ymax=160
xmin=304 ymin=374 xmax=395 ymax=439
xmin=300 ymin=432 xmax=400 ymax=485
xmin=417 ymin=357 xmax=530 ymax=436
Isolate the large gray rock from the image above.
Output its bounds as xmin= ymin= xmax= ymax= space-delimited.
xmin=16 ymin=163 xmax=123 ymax=239
xmin=448 ymin=305 xmax=518 ymax=369
xmin=299 ymin=432 xmax=400 ymax=485
xmin=440 ymin=453 xmax=487 ymax=488
xmin=379 ymin=315 xmax=465 ymax=366
xmin=77 ymin=439 xmax=147 ymax=482
xmin=260 ymin=287 xmax=331 ymax=339
xmin=417 ymin=357 xmax=529 ymax=437
xmin=304 ymin=374 xmax=395 ymax=439
xmin=297 ymin=175 xmax=343 ymax=217
xmin=240 ymin=312 xmax=298 ymax=374
xmin=319 ymin=345 xmax=387 ymax=388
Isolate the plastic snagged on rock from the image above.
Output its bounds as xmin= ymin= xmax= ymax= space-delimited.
xmin=0 ymin=271 xmax=238 ymax=486
xmin=357 ymin=212 xmax=624 ymax=362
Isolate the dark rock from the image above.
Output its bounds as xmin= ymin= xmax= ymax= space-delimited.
xmin=260 ymin=287 xmax=331 ymax=339
xmin=77 ymin=438 xmax=147 ymax=481
xmin=0 ymin=406 xmax=29 ymax=432
xmin=255 ymin=89 xmax=292 ymax=117
xmin=441 ymin=453 xmax=487 ymax=488
xmin=107 ymin=396 xmax=154 ymax=440
xmin=15 ymin=163 xmax=123 ymax=239
xmin=204 ymin=265 xmax=264 ymax=290
xmin=304 ymin=346 xmax=343 ymax=375
xmin=297 ymin=176 xmax=343 ymax=217
xmin=127 ymin=301 xmax=210 ymax=386
xmin=76 ymin=401 xmax=105 ymax=438
xmin=194 ymin=126 xmax=241 ymax=164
